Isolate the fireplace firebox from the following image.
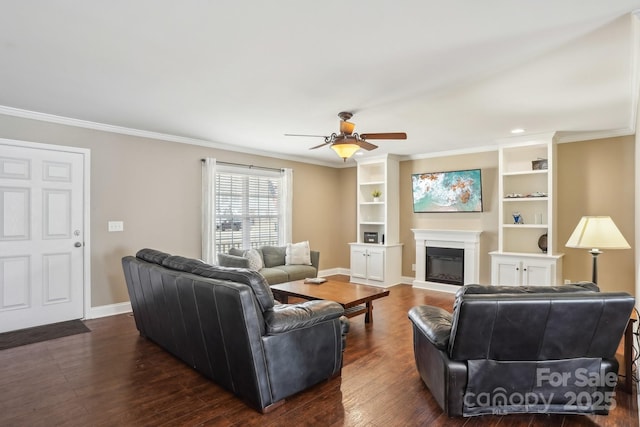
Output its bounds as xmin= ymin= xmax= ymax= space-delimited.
xmin=426 ymin=247 xmax=464 ymax=286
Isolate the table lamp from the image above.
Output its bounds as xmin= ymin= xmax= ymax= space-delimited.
xmin=565 ymin=216 xmax=630 ymax=284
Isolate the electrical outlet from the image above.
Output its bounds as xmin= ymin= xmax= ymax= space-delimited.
xmin=108 ymin=221 xmax=124 ymax=232
xmin=564 ymin=279 xmax=571 ymax=284
xmin=411 ymin=264 xmax=416 ymax=271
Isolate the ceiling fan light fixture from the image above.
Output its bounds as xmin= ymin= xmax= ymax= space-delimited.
xmin=340 ymin=120 xmax=356 ymax=135
xmin=331 ymin=142 xmax=361 ymax=161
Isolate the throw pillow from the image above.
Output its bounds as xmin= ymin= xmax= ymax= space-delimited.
xmin=243 ymin=248 xmax=264 ymax=271
xmin=285 ymin=241 xmax=311 ymax=265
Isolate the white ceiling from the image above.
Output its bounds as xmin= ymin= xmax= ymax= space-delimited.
xmin=1 ymin=1 xmax=639 ymax=166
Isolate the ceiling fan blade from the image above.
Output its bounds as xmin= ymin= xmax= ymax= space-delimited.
xmin=360 ymin=132 xmax=407 ymax=140
xmin=309 ymin=141 xmax=332 ymax=150
xmin=284 ymin=133 xmax=328 ymax=138
xmin=357 ymin=140 xmax=378 ymax=151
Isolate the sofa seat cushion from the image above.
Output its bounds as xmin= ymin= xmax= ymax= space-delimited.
xmin=259 ymin=267 xmax=289 ymax=285
xmin=274 ymin=265 xmax=318 ymax=282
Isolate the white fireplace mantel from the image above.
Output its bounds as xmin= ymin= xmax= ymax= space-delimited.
xmin=412 ymin=229 xmax=482 ymax=293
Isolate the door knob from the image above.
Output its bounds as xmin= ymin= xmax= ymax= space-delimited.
xmin=74 ymin=242 xmax=82 ymax=247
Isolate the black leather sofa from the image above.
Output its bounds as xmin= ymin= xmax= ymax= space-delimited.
xmin=408 ymin=283 xmax=634 ymax=417
xmin=122 ymin=249 xmax=349 ymax=412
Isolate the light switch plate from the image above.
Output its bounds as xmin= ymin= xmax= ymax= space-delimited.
xmin=108 ymin=221 xmax=124 ymax=232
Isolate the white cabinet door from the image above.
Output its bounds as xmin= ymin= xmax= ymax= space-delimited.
xmin=366 ymin=247 xmax=385 ymax=282
xmin=491 ymin=253 xmax=560 ymax=286
xmin=350 ymin=246 xmax=368 ymax=279
xmin=522 ymin=260 xmax=553 ymax=285
xmin=493 ymin=258 xmax=521 ymax=286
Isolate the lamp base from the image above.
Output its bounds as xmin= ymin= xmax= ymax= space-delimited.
xmin=589 ymin=249 xmax=602 ymax=284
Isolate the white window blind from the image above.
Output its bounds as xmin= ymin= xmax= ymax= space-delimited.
xmin=215 ymin=167 xmax=281 ymax=254
xmin=201 ymin=159 xmax=292 ymax=263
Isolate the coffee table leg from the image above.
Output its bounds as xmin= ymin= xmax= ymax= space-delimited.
xmin=365 ymin=301 xmax=372 ymax=323
xmin=274 ymin=292 xmax=288 ymax=304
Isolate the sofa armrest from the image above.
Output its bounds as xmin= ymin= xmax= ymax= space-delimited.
xmin=217 ymin=253 xmax=250 ymax=269
xmin=408 ymin=305 xmax=452 ymax=351
xmin=263 ymin=300 xmax=344 ymax=335
xmin=310 ymin=250 xmax=320 ymax=270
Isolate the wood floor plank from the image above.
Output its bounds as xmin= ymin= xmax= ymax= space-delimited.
xmin=0 ymin=277 xmax=635 ymax=426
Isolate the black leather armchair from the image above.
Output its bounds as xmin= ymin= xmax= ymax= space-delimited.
xmin=408 ymin=283 xmax=634 ymax=417
xmin=122 ymin=249 xmax=349 ymax=412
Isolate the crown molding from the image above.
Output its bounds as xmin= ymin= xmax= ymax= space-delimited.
xmin=554 ymin=128 xmax=635 ymax=143
xmin=400 ymin=143 xmax=499 ymax=161
xmin=0 ymin=105 xmax=342 ymax=169
xmin=0 ymin=105 xmax=634 ymax=168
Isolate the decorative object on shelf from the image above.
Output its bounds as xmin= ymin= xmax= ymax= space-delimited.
xmin=528 ymin=191 xmax=547 ymax=197
xmin=565 ymin=216 xmax=630 ymax=284
xmin=532 ymin=158 xmax=548 ymax=170
xmin=364 ymin=232 xmax=378 ymax=243
xmin=538 ymin=233 xmax=548 ymax=253
xmin=411 ymin=169 xmax=483 ymax=212
xmin=512 ymin=211 xmax=523 ymax=224
xmin=535 ymin=212 xmax=543 ymax=224
xmin=372 ymin=189 xmax=381 ymax=202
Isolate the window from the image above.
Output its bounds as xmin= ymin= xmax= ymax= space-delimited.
xmin=202 ymin=159 xmax=292 ymax=264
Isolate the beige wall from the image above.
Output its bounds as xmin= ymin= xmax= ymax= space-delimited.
xmin=557 ymin=136 xmax=635 ymax=294
xmin=399 ymin=152 xmax=499 ymax=284
xmin=0 ymin=113 xmax=635 ymax=308
xmin=0 ymin=114 xmax=351 ymax=307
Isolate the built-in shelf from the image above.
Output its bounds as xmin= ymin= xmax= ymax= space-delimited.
xmin=491 ymin=135 xmax=563 ymax=285
xmin=350 ymin=155 xmax=402 ymax=287
xmin=502 ymin=170 xmax=548 ymax=177
xmin=503 ymin=224 xmax=548 ymax=229
xmin=502 ymin=197 xmax=549 ymax=202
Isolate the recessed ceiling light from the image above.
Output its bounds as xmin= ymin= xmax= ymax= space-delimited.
xmin=511 ymin=128 xmax=525 ymax=134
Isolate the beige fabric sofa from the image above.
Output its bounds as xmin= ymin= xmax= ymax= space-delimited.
xmin=218 ymin=245 xmax=319 ymax=285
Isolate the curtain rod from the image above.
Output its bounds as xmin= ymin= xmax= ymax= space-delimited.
xmin=200 ymin=159 xmax=283 ymax=172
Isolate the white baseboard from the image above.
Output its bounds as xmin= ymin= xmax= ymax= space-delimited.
xmin=400 ymin=275 xmax=416 ymax=285
xmin=412 ymin=280 xmax=460 ymax=294
xmin=86 ymin=301 xmax=132 ymax=319
xmin=319 ymin=267 xmax=350 ymax=277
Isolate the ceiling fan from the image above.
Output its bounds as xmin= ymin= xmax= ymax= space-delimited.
xmin=285 ymin=112 xmax=407 ymax=161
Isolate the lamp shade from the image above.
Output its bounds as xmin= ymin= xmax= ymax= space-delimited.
xmin=331 ymin=142 xmax=361 ymax=161
xmin=565 ymin=216 xmax=630 ymax=249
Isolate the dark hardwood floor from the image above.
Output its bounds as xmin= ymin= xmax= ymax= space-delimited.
xmin=0 ymin=276 xmax=637 ymax=426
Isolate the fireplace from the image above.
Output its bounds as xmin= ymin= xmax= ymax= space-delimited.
xmin=426 ymin=247 xmax=464 ymax=286
xmin=412 ymin=229 xmax=481 ymax=293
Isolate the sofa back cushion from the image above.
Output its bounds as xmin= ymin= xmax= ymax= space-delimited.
xmin=136 ymin=248 xmax=171 ymax=265
xmin=229 ymin=247 xmax=245 ymax=257
xmin=162 ymin=255 xmax=206 ymax=272
xmin=191 ymin=265 xmax=275 ymax=312
xmin=261 ymin=246 xmax=286 ymax=268
xmin=448 ymin=292 xmax=634 ymax=361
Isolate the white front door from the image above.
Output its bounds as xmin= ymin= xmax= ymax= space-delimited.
xmin=0 ymin=141 xmax=87 ymax=333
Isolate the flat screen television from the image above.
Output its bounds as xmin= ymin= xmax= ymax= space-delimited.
xmin=411 ymin=168 xmax=483 ymax=213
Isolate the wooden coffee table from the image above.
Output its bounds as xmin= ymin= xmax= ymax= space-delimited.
xmin=271 ymin=279 xmax=390 ymax=323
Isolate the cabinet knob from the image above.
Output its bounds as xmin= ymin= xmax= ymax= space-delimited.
xmin=515 ymin=267 xmax=519 ymax=271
